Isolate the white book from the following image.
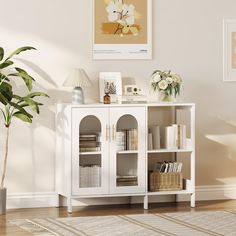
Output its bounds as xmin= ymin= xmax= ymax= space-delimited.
xmin=180 ymin=125 xmax=187 ymax=149
xmin=165 ymin=126 xmax=175 ymax=149
xmin=150 ymin=126 xmax=160 ymax=149
xmin=177 ymin=163 xmax=183 ymax=172
xmin=173 ymin=162 xmax=178 ymax=172
xmin=172 ymin=124 xmax=180 ymax=149
xmin=79 ymin=166 xmax=87 ymax=188
xmin=148 ymin=133 xmax=153 ymax=150
xmin=172 ymin=124 xmax=187 ymax=149
xmin=168 ymin=163 xmax=174 ymax=172
xmin=93 ymin=165 xmax=100 ymax=187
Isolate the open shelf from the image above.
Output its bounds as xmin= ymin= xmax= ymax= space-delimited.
xmin=148 ymin=149 xmax=193 ymax=154
xmin=117 ymin=150 xmax=138 ymax=154
xmin=79 ymin=151 xmax=102 ymax=156
xmin=148 ymin=189 xmax=193 ymax=196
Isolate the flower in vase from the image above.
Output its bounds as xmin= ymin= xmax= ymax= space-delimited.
xmin=158 ymin=80 xmax=168 ymax=90
xmin=150 ymin=70 xmax=183 ymax=99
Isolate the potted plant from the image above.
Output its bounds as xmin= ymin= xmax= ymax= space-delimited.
xmin=0 ymin=46 xmax=49 ymax=215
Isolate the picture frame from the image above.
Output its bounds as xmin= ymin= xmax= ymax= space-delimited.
xmin=99 ymin=72 xmax=122 ymax=103
xmin=223 ymin=19 xmax=236 ymax=81
xmin=93 ymin=0 xmax=152 ymax=60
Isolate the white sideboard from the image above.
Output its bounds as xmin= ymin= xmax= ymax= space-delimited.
xmin=56 ymin=103 xmax=195 ymax=213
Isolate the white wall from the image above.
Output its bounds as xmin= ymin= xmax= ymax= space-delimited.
xmin=1 ymin=0 xmax=236 ymax=200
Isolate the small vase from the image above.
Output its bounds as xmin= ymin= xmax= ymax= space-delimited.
xmin=158 ymin=92 xmax=175 ymax=102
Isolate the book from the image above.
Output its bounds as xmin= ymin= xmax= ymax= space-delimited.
xmin=150 ymin=126 xmax=160 ymax=149
xmin=117 ymin=95 xmax=147 ymax=104
xmin=80 ymin=147 xmax=101 ymax=152
xmin=164 ymin=126 xmax=175 ymax=149
xmin=148 ymin=133 xmax=153 ymax=150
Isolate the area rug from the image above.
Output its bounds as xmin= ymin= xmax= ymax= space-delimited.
xmin=10 ymin=210 xmax=236 ymax=236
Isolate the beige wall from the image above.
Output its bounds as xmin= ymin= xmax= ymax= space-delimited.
xmin=0 ymin=0 xmax=236 ymax=195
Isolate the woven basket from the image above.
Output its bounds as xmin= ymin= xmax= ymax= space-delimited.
xmin=149 ymin=172 xmax=183 ymax=191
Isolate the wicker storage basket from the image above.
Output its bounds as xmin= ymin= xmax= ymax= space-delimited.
xmin=149 ymin=172 xmax=183 ymax=191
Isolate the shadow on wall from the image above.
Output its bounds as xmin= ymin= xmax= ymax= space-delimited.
xmin=206 ymin=115 xmax=236 ymax=162
xmin=0 ymin=0 xmax=91 ymax=56
xmin=2 ymin=56 xmax=80 ymax=192
xmin=204 ymin=115 xmax=236 ymax=198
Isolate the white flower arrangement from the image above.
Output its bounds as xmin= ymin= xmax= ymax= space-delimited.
xmin=150 ymin=70 xmax=182 ymax=98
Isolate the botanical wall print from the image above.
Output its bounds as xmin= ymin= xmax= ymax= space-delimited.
xmin=223 ymin=19 xmax=236 ymax=81
xmin=93 ymin=0 xmax=152 ymax=60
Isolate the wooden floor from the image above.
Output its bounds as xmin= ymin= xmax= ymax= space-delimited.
xmin=1 ymin=200 xmax=236 ymax=235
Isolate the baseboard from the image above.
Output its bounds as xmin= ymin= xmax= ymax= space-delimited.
xmin=6 ymin=185 xmax=236 ymax=209
xmin=7 ymin=192 xmax=59 ymax=209
xmin=178 ymin=184 xmax=236 ymax=202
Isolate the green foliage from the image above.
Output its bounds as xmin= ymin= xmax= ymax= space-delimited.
xmin=5 ymin=46 xmax=36 ymax=61
xmin=0 ymin=47 xmax=4 ymax=61
xmin=0 ymin=46 xmax=47 ymax=189
xmin=0 ymin=46 xmax=49 ymax=127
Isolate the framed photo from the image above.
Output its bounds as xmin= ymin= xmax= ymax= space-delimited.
xmin=93 ymin=0 xmax=152 ymax=60
xmin=223 ymin=19 xmax=236 ymax=81
xmin=99 ymin=72 xmax=122 ymax=103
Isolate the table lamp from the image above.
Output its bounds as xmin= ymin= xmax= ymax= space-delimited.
xmin=63 ymin=68 xmax=92 ymax=104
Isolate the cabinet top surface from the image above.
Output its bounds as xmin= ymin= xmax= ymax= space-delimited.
xmin=57 ymin=102 xmax=195 ymax=108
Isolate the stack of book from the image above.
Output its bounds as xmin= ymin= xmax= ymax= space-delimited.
xmin=164 ymin=124 xmax=187 ymax=149
xmin=79 ymin=165 xmax=101 ymax=188
xmin=155 ymin=161 xmax=183 ymax=173
xmin=79 ymin=133 xmax=101 ymax=152
xmin=116 ymin=129 xmax=138 ymax=151
xmin=117 ymin=175 xmax=138 ymax=186
xmin=117 ymin=95 xmax=147 ymax=104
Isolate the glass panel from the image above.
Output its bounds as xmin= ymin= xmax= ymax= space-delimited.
xmin=117 ymin=154 xmax=138 ymax=187
xmin=116 ymin=115 xmax=138 ymax=187
xmin=79 ymin=116 xmax=101 ymax=188
xmin=116 ymin=115 xmax=138 ymax=151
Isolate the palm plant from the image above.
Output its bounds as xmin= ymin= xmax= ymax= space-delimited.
xmin=0 ymin=46 xmax=49 ymax=189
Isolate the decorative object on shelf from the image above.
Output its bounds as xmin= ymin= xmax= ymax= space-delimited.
xmin=99 ymin=72 xmax=122 ymax=103
xmin=124 ymin=85 xmax=141 ymax=95
xmin=63 ymin=68 xmax=92 ymax=104
xmin=103 ymin=89 xmax=111 ymax=104
xmin=0 ymin=46 xmax=49 ymax=215
xmin=149 ymin=172 xmax=183 ymax=191
xmin=93 ymin=0 xmax=152 ymax=60
xmin=150 ymin=70 xmax=182 ymax=102
xmin=117 ymin=95 xmax=147 ymax=104
xmin=223 ymin=19 xmax=236 ymax=81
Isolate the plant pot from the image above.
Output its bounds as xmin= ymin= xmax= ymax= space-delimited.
xmin=0 ymin=188 xmax=6 ymax=215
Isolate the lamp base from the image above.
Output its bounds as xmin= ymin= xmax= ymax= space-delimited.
xmin=72 ymin=87 xmax=84 ymax=104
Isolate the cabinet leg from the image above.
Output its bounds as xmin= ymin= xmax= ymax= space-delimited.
xmin=144 ymin=195 xmax=148 ymax=210
xmin=67 ymin=197 xmax=72 ymax=213
xmin=191 ymin=193 xmax=195 ymax=208
xmin=56 ymin=194 xmax=60 ymax=208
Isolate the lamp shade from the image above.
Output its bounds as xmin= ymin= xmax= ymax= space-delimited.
xmin=63 ymin=68 xmax=92 ymax=88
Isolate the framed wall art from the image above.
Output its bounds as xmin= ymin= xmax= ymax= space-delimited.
xmin=99 ymin=72 xmax=122 ymax=103
xmin=93 ymin=0 xmax=152 ymax=60
xmin=223 ymin=19 xmax=236 ymax=81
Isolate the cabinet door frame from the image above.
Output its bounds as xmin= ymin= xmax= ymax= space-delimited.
xmin=109 ymin=106 xmax=146 ymax=194
xmin=71 ymin=107 xmax=109 ymax=196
